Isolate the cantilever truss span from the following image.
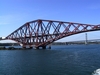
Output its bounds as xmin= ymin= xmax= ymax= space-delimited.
xmin=5 ymin=19 xmax=100 ymax=49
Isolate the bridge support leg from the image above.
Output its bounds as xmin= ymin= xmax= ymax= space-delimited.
xmin=29 ymin=47 xmax=33 ymax=49
xmin=48 ymin=46 xmax=51 ymax=49
xmin=42 ymin=46 xmax=46 ymax=49
xmin=35 ymin=47 xmax=39 ymax=49
xmin=22 ymin=45 xmax=26 ymax=49
xmin=34 ymin=46 xmax=46 ymax=49
xmin=23 ymin=46 xmax=26 ymax=49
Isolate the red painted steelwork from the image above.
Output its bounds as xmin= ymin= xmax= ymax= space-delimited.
xmin=5 ymin=19 xmax=100 ymax=48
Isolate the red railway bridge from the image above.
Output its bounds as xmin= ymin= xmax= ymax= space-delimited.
xmin=5 ymin=19 xmax=100 ymax=49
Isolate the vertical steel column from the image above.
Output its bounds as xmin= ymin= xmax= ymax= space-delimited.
xmin=85 ymin=33 xmax=88 ymax=45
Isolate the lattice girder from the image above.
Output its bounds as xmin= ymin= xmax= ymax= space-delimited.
xmin=6 ymin=19 xmax=100 ymax=48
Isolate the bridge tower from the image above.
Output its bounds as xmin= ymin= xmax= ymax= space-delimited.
xmin=85 ymin=33 xmax=88 ymax=45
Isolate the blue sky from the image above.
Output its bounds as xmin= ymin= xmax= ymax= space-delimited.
xmin=1 ymin=0 xmax=100 ymax=42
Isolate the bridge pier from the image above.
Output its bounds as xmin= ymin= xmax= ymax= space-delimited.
xmin=23 ymin=46 xmax=26 ymax=49
xmin=35 ymin=46 xmax=46 ymax=49
xmin=29 ymin=47 xmax=33 ymax=49
xmin=42 ymin=46 xmax=46 ymax=49
xmin=35 ymin=47 xmax=39 ymax=49
xmin=48 ymin=46 xmax=51 ymax=49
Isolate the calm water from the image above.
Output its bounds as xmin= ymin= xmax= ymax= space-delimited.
xmin=0 ymin=44 xmax=100 ymax=75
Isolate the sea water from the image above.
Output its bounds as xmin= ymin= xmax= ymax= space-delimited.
xmin=0 ymin=44 xmax=100 ymax=75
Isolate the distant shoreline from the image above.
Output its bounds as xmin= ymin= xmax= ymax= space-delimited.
xmin=0 ymin=41 xmax=100 ymax=47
